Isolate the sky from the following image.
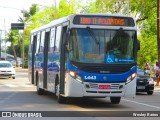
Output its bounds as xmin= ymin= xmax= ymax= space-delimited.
xmin=0 ymin=0 xmax=58 ymax=39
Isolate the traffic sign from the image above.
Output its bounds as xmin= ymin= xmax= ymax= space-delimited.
xmin=11 ymin=23 xmax=24 ymax=30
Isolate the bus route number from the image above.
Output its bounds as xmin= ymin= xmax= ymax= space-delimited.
xmin=84 ymin=76 xmax=96 ymax=80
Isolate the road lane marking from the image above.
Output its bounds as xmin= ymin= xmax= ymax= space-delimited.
xmin=5 ymin=84 xmax=17 ymax=87
xmin=0 ymin=101 xmax=4 ymax=103
xmin=4 ymin=92 xmax=17 ymax=100
xmin=122 ymin=98 xmax=160 ymax=109
xmin=21 ymin=85 xmax=34 ymax=87
xmin=0 ymin=92 xmax=17 ymax=103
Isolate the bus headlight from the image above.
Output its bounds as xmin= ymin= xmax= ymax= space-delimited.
xmin=69 ymin=70 xmax=76 ymax=78
xmin=68 ymin=70 xmax=83 ymax=83
xmin=126 ymin=73 xmax=136 ymax=84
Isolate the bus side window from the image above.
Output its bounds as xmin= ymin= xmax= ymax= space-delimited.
xmin=50 ymin=28 xmax=56 ymax=53
xmin=33 ymin=35 xmax=37 ymax=54
xmin=29 ymin=35 xmax=34 ymax=53
xmin=36 ymin=32 xmax=41 ymax=53
xmin=55 ymin=26 xmax=62 ymax=52
xmin=45 ymin=31 xmax=50 ymax=52
xmin=40 ymin=31 xmax=45 ymax=52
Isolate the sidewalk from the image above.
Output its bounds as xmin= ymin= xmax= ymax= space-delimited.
xmin=154 ymin=82 xmax=160 ymax=90
xmin=15 ymin=67 xmax=28 ymax=72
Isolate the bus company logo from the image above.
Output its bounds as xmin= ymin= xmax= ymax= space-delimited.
xmin=2 ymin=112 xmax=11 ymax=117
xmin=103 ymin=76 xmax=107 ymax=80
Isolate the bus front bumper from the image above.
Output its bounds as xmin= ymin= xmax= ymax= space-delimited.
xmin=64 ymin=75 xmax=127 ymax=97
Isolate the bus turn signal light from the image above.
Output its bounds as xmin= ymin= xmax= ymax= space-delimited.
xmin=68 ymin=70 xmax=76 ymax=78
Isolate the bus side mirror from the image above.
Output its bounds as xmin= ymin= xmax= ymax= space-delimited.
xmin=64 ymin=28 xmax=70 ymax=45
xmin=137 ymin=40 xmax=140 ymax=50
xmin=64 ymin=29 xmax=71 ymax=52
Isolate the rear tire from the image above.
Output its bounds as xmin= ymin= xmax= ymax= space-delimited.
xmin=147 ymin=91 xmax=153 ymax=95
xmin=110 ymin=97 xmax=121 ymax=104
xmin=12 ymin=77 xmax=15 ymax=79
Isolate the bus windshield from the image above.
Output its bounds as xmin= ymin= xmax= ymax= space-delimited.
xmin=69 ymin=28 xmax=136 ymax=64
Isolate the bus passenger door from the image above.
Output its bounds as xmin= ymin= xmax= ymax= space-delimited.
xmin=47 ymin=28 xmax=56 ymax=92
xmin=43 ymin=30 xmax=50 ymax=89
xmin=60 ymin=23 xmax=69 ymax=96
xmin=28 ymin=35 xmax=33 ymax=83
xmin=34 ymin=33 xmax=41 ymax=85
xmin=30 ymin=35 xmax=37 ymax=84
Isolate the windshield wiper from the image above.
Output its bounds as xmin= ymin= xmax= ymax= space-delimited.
xmin=86 ymin=27 xmax=99 ymax=45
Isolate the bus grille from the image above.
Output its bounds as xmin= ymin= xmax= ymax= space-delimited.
xmin=84 ymin=83 xmax=123 ymax=94
xmin=88 ymin=83 xmax=120 ymax=89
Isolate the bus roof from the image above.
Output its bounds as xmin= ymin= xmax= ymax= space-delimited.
xmin=30 ymin=13 xmax=136 ymax=34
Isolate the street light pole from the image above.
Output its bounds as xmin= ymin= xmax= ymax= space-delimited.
xmin=54 ymin=0 xmax=56 ymax=8
xmin=0 ymin=30 xmax=2 ymax=59
xmin=22 ymin=9 xmax=25 ymax=68
xmin=4 ymin=18 xmax=6 ymax=60
xmin=127 ymin=0 xmax=130 ymax=16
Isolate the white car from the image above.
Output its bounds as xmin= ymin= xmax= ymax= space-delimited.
xmin=0 ymin=61 xmax=16 ymax=79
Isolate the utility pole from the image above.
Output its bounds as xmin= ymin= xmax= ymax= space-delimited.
xmin=0 ymin=30 xmax=2 ymax=59
xmin=127 ymin=0 xmax=130 ymax=16
xmin=158 ymin=0 xmax=160 ymax=62
xmin=4 ymin=19 xmax=6 ymax=60
xmin=55 ymin=0 xmax=56 ymax=8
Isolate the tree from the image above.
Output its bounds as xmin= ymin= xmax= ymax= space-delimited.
xmin=18 ymin=4 xmax=39 ymax=22
xmin=6 ymin=30 xmax=19 ymax=66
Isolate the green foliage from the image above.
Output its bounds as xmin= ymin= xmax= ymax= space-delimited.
xmin=57 ymin=0 xmax=77 ymax=17
xmin=138 ymin=33 xmax=157 ymax=68
xmin=29 ymin=4 xmax=39 ymax=16
xmin=6 ymin=30 xmax=19 ymax=44
xmin=136 ymin=0 xmax=157 ymax=67
xmin=7 ymin=45 xmax=21 ymax=57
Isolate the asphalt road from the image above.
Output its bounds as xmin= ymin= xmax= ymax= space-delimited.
xmin=0 ymin=68 xmax=160 ymax=119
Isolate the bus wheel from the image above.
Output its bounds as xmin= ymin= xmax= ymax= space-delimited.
xmin=55 ymin=84 xmax=66 ymax=103
xmin=110 ymin=97 xmax=121 ymax=104
xmin=37 ymin=77 xmax=44 ymax=95
xmin=147 ymin=91 xmax=153 ymax=95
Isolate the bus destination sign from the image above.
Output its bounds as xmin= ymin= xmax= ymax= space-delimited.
xmin=73 ymin=15 xmax=135 ymax=27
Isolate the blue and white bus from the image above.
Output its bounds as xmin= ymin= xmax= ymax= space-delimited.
xmin=28 ymin=14 xmax=140 ymax=104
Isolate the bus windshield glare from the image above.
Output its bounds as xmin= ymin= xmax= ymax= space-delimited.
xmin=69 ymin=28 xmax=136 ymax=64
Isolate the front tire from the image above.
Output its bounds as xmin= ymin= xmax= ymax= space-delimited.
xmin=110 ymin=97 xmax=121 ymax=104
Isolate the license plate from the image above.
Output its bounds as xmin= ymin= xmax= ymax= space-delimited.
xmin=98 ymin=85 xmax=111 ymax=89
xmin=137 ymin=86 xmax=145 ymax=89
